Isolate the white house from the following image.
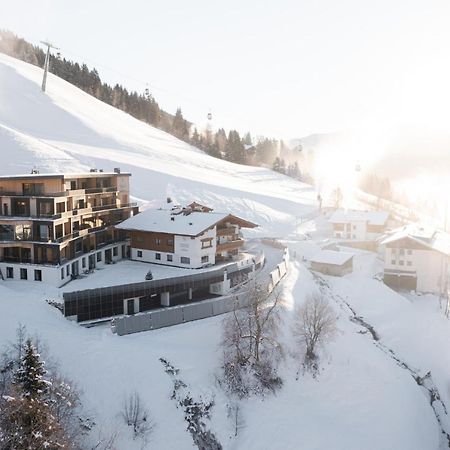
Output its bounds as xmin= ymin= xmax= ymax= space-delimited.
xmin=329 ymin=209 xmax=390 ymax=241
xmin=381 ymin=224 xmax=450 ymax=294
xmin=116 ymin=205 xmax=258 ymax=269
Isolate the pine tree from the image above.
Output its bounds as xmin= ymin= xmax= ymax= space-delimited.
xmin=0 ymin=339 xmax=67 ymax=449
xmin=14 ymin=339 xmax=48 ymax=398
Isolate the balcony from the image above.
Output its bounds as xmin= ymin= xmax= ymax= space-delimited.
xmin=217 ymin=227 xmax=238 ymax=237
xmin=216 ymin=239 xmax=244 ymax=253
xmin=85 ymin=187 xmax=118 ymax=194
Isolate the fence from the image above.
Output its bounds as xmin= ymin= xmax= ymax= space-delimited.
xmin=113 ymin=249 xmax=288 ymax=336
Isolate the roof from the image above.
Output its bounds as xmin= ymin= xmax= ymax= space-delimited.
xmin=329 ymin=209 xmax=389 ymax=226
xmin=116 ymin=209 xmax=257 ymax=237
xmin=188 ymin=202 xmax=213 ymax=212
xmin=0 ymin=172 xmax=130 ymax=181
xmin=380 ymin=224 xmax=450 ymax=256
xmin=310 ymin=250 xmax=354 ymax=266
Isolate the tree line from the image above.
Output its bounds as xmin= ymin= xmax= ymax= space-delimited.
xmin=0 ymin=30 xmax=305 ymax=177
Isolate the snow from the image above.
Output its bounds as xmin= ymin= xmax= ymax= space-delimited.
xmin=0 ymin=52 xmax=447 ymax=449
xmin=329 ymin=209 xmax=390 ymax=225
xmin=116 ymin=209 xmax=230 ymax=236
xmin=310 ymin=249 xmax=354 ymax=265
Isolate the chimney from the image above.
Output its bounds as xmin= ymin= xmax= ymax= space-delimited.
xmin=114 ymin=167 xmax=121 ymax=174
xmin=171 ymin=217 xmax=175 ymax=221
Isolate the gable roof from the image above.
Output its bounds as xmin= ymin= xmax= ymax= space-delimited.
xmin=310 ymin=250 xmax=354 ymax=266
xmin=329 ymin=209 xmax=389 ymax=226
xmin=116 ymin=209 xmax=257 ymax=237
xmin=380 ymin=224 xmax=450 ymax=256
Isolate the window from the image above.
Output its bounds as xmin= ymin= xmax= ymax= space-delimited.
xmin=6 ymin=267 xmax=13 ymax=278
xmin=352 ymin=234 xmax=356 ymax=239
xmin=399 ymin=260 xmax=404 ymax=266
xmin=96 ymin=252 xmax=102 ymax=262
xmin=391 ymin=248 xmax=397 ymax=254
xmin=20 ymin=268 xmax=27 ymax=280
xmin=167 ymin=254 xmax=173 ymax=262
xmin=201 ymin=255 xmax=209 ymax=263
xmin=391 ymin=260 xmax=396 ymax=265
xmin=39 ymin=224 xmax=50 ymax=240
xmin=407 ymin=261 xmax=412 ymax=266
xmin=137 ymin=250 xmax=143 ymax=258
xmin=136 ymin=236 xmax=144 ymax=243
xmin=181 ymin=257 xmax=190 ymax=264
xmin=352 ymin=225 xmax=356 ymax=230
xmin=399 ymin=249 xmax=405 ymax=256
xmin=34 ymin=269 xmax=42 ymax=281
xmin=82 ymin=257 xmax=86 ymax=268
xmin=15 ymin=224 xmax=32 ymax=240
xmin=155 ymin=238 xmax=161 ymax=245
xmin=155 ymin=253 xmax=161 ymax=260
xmin=61 ymin=268 xmax=64 ymax=279
xmin=56 ymin=202 xmax=66 ymax=214
xmin=113 ymin=247 xmax=118 ymax=257
xmin=336 ymin=232 xmax=341 ymax=238
xmin=407 ymin=249 xmax=412 ymax=255
xmin=202 ymin=239 xmax=212 ymax=249
xmin=66 ymin=265 xmax=70 ymax=276
xmin=167 ymin=238 xmax=173 ymax=245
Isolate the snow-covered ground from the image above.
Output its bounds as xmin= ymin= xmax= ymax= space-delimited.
xmin=0 ymin=52 xmax=447 ymax=449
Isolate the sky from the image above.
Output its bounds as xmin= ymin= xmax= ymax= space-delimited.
xmin=2 ymin=0 xmax=450 ymax=139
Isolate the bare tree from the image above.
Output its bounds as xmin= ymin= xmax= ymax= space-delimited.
xmin=221 ymin=284 xmax=283 ymax=397
xmin=294 ymin=293 xmax=337 ymax=373
xmin=121 ymin=392 xmax=154 ymax=441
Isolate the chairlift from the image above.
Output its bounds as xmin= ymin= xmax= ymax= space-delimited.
xmin=144 ymin=87 xmax=150 ymax=98
xmin=207 ymin=111 xmax=212 ymax=121
xmin=56 ymin=52 xmax=61 ymax=60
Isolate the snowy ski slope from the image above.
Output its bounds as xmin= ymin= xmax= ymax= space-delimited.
xmin=0 ymin=52 xmax=316 ymax=237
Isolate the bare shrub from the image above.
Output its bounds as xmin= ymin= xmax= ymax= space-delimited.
xmin=121 ymin=392 xmax=154 ymax=441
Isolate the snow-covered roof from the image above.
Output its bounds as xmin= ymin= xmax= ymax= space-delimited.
xmin=116 ymin=209 xmax=255 ymax=237
xmin=380 ymin=224 xmax=450 ymax=256
xmin=310 ymin=250 xmax=354 ymax=266
xmin=329 ymin=209 xmax=389 ymax=226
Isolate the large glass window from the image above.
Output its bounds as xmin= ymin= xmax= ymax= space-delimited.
xmin=39 ymin=224 xmax=50 ymax=240
xmin=0 ymin=224 xmax=14 ymax=240
xmin=15 ymin=224 xmax=32 ymax=240
xmin=22 ymin=183 xmax=44 ymax=195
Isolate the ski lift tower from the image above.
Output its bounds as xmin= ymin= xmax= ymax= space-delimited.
xmin=40 ymin=40 xmax=59 ymax=92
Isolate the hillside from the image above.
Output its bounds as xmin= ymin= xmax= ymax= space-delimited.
xmin=0 ymin=52 xmax=315 ymax=237
xmin=0 ymin=53 xmax=447 ymax=450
